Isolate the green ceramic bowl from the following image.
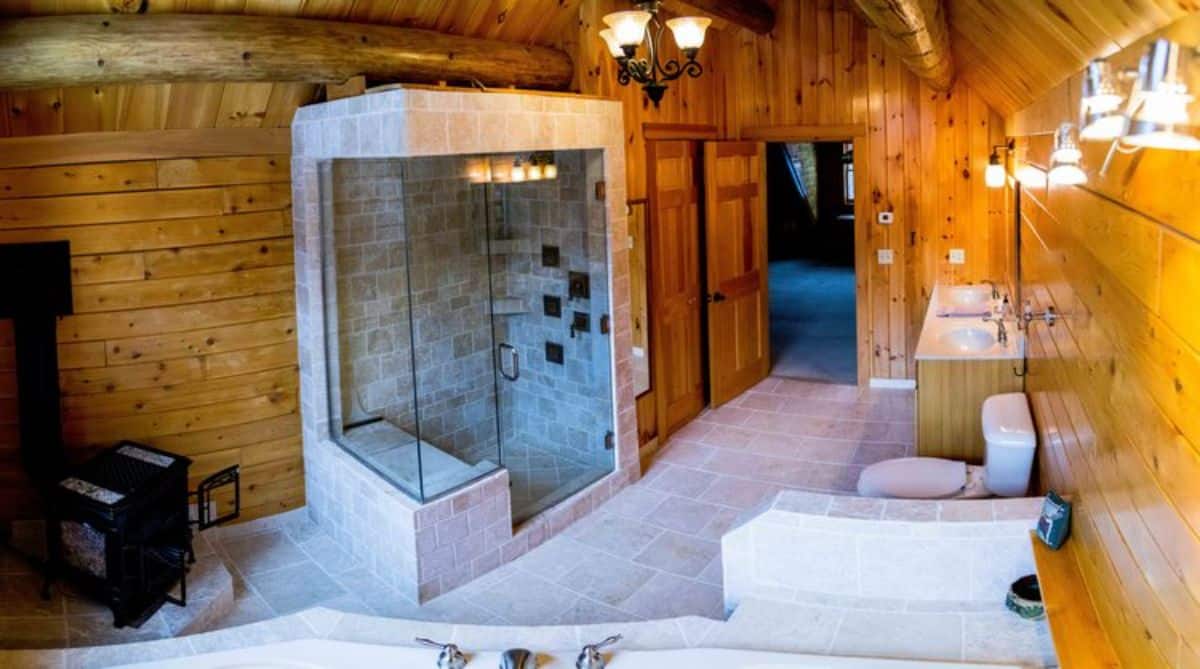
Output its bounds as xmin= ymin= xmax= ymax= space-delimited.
xmin=1006 ymin=574 xmax=1045 ymax=620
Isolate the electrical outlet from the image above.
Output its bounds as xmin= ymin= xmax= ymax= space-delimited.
xmin=877 ymin=249 xmax=894 ymax=265
xmin=877 ymin=211 xmax=894 ymax=225
xmin=949 ymin=248 xmax=966 ymax=265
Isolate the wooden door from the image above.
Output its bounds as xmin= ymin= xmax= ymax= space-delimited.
xmin=703 ymin=141 xmax=769 ymax=406
xmin=648 ymin=140 xmax=705 ymax=436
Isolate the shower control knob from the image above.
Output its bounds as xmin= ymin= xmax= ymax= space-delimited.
xmin=415 ymin=637 xmax=467 ymax=669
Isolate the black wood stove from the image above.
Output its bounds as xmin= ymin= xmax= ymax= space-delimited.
xmin=53 ymin=442 xmax=193 ymax=627
xmin=49 ymin=442 xmax=240 ymax=628
xmin=0 ymin=241 xmax=240 ymax=628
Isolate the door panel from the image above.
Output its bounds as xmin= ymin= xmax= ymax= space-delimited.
xmin=648 ymin=140 xmax=705 ymax=436
xmin=704 ymin=141 xmax=769 ymax=406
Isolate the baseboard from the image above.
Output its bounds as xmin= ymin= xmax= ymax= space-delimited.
xmin=869 ymin=377 xmax=916 ymax=390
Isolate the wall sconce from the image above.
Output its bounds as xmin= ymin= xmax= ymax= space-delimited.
xmin=1125 ymin=39 xmax=1200 ymax=150
xmin=1048 ymin=123 xmax=1087 ymax=185
xmin=985 ymin=139 xmax=1014 ymax=189
xmin=1081 ymin=40 xmax=1200 ymax=175
xmin=1080 ymin=59 xmax=1128 ymax=141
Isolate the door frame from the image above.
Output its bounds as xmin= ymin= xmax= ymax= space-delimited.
xmin=741 ymin=124 xmax=871 ymax=388
xmin=643 ymin=123 xmax=718 ymax=446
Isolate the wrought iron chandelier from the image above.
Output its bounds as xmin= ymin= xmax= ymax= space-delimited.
xmin=598 ymin=1 xmax=711 ymax=107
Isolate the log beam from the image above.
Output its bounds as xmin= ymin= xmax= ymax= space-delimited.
xmin=677 ymin=0 xmax=775 ymax=35
xmin=0 ymin=14 xmax=574 ymax=91
xmin=851 ymin=0 xmax=954 ymax=91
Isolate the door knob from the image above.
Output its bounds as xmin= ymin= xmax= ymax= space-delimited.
xmin=707 ymin=291 xmax=727 ymax=303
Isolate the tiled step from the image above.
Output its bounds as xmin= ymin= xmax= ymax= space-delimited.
xmin=1 ymin=520 xmax=235 ymax=648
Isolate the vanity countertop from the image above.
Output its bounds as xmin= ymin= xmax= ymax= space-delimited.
xmin=914 ymin=284 xmax=1024 ymax=361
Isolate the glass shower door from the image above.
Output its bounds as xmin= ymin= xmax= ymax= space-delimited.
xmin=484 ymin=150 xmax=615 ymax=525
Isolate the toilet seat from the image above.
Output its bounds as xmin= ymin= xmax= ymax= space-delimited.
xmin=857 ymin=457 xmax=986 ymax=499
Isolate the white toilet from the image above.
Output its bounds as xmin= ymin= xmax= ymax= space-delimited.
xmin=857 ymin=393 xmax=1036 ymax=499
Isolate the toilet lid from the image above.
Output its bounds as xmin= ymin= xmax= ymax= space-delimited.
xmin=857 ymin=457 xmax=967 ymax=498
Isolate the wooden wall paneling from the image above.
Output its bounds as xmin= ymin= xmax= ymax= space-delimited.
xmin=1010 ymin=29 xmax=1200 ymax=660
xmin=0 ymin=133 xmax=302 ymax=522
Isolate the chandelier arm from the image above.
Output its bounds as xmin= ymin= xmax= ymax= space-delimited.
xmin=647 ymin=13 xmax=665 ymax=85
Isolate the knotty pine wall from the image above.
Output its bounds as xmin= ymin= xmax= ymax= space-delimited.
xmin=0 ymin=130 xmax=303 ymax=523
xmin=579 ymin=0 xmax=1010 ymax=380
xmin=1009 ymin=30 xmax=1200 ymax=667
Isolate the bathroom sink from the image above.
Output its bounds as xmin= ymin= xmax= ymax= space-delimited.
xmin=938 ymin=327 xmax=995 ymax=353
xmin=945 ymin=285 xmax=992 ymax=308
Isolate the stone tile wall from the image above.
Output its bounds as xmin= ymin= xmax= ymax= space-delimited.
xmin=496 ymin=150 xmax=615 ymax=480
xmin=292 ymin=87 xmax=637 ymax=602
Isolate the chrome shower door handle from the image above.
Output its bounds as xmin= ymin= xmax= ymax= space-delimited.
xmin=498 ymin=343 xmax=519 ymax=381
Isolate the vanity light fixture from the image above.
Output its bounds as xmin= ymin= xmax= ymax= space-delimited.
xmin=600 ymin=1 xmax=710 ymax=107
xmin=543 ymin=159 xmax=558 ymax=179
xmin=1048 ymin=123 xmax=1087 ymax=186
xmin=985 ymin=139 xmax=1014 ymax=189
xmin=1124 ymin=39 xmax=1200 ymax=150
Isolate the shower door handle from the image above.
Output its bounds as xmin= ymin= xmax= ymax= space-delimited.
xmin=498 ymin=343 xmax=520 ymax=381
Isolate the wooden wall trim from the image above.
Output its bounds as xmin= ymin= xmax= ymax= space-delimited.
xmin=642 ymin=123 xmax=720 ymax=141
xmin=0 ymin=128 xmax=292 ymax=169
xmin=739 ymin=124 xmax=867 ymax=141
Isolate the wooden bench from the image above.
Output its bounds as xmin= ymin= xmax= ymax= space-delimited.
xmin=1029 ymin=531 xmax=1121 ymax=668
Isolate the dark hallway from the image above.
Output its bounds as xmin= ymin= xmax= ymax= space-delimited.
xmin=766 ymin=142 xmax=856 ymax=385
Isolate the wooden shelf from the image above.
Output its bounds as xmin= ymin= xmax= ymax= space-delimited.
xmin=1029 ymin=531 xmax=1121 ymax=669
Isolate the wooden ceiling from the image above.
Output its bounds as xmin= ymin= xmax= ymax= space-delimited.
xmin=0 ymin=0 xmax=1196 ymax=128
xmin=945 ymin=0 xmax=1198 ymax=116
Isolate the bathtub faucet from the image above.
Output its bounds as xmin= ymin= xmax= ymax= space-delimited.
xmin=415 ymin=637 xmax=467 ymax=669
xmin=577 ymin=634 xmax=622 ymax=669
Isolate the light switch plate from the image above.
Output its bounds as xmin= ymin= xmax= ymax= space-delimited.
xmin=949 ymin=248 xmax=966 ymax=264
xmin=877 ymin=249 xmax=894 ymax=265
xmin=877 ymin=212 xmax=894 ymax=225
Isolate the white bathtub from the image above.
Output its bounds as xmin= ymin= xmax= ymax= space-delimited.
xmin=116 ymin=639 xmax=1021 ymax=669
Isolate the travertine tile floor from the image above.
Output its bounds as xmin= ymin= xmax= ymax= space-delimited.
xmin=1 ymin=377 xmax=914 ymax=646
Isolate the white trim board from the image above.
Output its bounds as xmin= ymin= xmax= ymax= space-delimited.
xmin=869 ymin=377 xmax=916 ymax=390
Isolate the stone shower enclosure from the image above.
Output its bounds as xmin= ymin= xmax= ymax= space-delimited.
xmin=290 ymin=88 xmax=636 ymax=601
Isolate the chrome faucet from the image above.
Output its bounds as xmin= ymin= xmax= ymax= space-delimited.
xmin=415 ymin=638 xmax=467 ymax=669
xmin=576 ymin=635 xmax=622 ymax=669
xmin=982 ymin=279 xmax=1001 ymax=300
xmin=1022 ymin=300 xmax=1058 ymax=328
xmin=983 ymin=315 xmax=1008 ymax=346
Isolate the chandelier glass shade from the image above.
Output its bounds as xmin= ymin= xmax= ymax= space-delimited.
xmin=599 ymin=1 xmax=710 ymax=107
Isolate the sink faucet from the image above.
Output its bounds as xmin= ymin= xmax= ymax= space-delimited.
xmin=576 ymin=635 xmax=622 ymax=669
xmin=981 ymin=279 xmax=1001 ymax=300
xmin=983 ymin=315 xmax=1008 ymax=346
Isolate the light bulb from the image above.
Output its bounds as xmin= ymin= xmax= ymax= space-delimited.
xmin=666 ymin=16 xmax=711 ymax=51
xmin=602 ymin=10 xmax=651 ymax=48
xmin=985 ymin=152 xmax=1005 ymax=189
xmin=527 ymin=163 xmax=543 ymax=180
xmin=510 ymin=161 xmax=526 ymax=182
xmin=543 ymin=163 xmax=558 ymax=179
xmin=598 ymin=29 xmax=625 ymax=59
xmin=1050 ymin=123 xmax=1082 ymax=163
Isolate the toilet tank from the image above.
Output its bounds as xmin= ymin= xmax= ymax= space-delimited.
xmin=982 ymin=393 xmax=1036 ymax=497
